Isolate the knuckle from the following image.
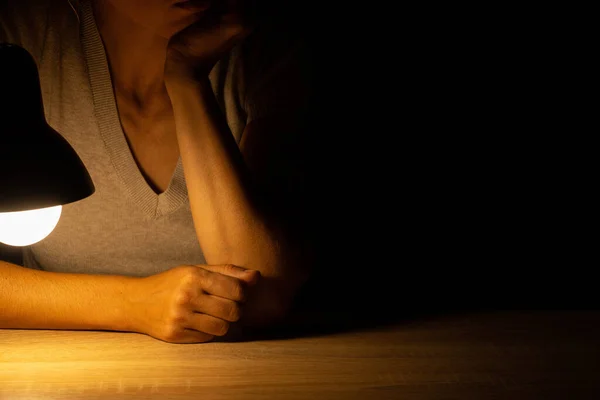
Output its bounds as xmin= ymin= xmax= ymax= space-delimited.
xmin=223 ymin=264 xmax=241 ymax=275
xmin=162 ymin=325 xmax=182 ymax=343
xmin=223 ymin=264 xmax=245 ymax=274
xmin=228 ymin=304 xmax=241 ymax=322
xmin=168 ymin=308 xmax=188 ymax=326
xmin=231 ymin=282 xmax=245 ymax=301
xmin=199 ymin=270 xmax=216 ymax=290
xmin=174 ymin=290 xmax=193 ymax=306
xmin=180 ymin=266 xmax=200 ymax=286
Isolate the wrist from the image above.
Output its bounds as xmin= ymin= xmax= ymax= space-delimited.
xmin=165 ymin=75 xmax=214 ymax=114
xmin=165 ymin=72 xmax=211 ymax=92
xmin=164 ymin=56 xmax=211 ymax=88
xmin=118 ymin=275 xmax=145 ymax=333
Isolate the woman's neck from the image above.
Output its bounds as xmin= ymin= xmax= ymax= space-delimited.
xmin=93 ymin=0 xmax=170 ymax=110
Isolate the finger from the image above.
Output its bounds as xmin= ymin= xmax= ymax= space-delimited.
xmin=159 ymin=329 xmax=214 ymax=344
xmin=193 ymin=293 xmax=242 ymax=322
xmin=187 ymin=313 xmax=231 ymax=337
xmin=176 ymin=330 xmax=215 ymax=344
xmin=200 ymin=264 xmax=260 ymax=285
xmin=197 ymin=268 xmax=247 ymax=302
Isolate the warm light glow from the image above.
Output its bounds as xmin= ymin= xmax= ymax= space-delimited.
xmin=0 ymin=205 xmax=62 ymax=246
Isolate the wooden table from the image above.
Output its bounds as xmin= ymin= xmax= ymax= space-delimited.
xmin=1 ymin=310 xmax=599 ymax=399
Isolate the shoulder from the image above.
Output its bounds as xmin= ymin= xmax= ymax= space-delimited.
xmin=0 ymin=0 xmax=76 ymax=62
xmin=208 ymin=13 xmax=311 ymax=137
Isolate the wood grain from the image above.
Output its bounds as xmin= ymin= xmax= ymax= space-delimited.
xmin=1 ymin=311 xmax=599 ymax=399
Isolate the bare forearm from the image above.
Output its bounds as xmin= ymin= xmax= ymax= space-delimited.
xmin=167 ymin=79 xmax=280 ymax=270
xmin=0 ymin=261 xmax=137 ymax=331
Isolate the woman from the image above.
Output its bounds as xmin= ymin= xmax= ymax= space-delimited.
xmin=0 ymin=0 xmax=313 ymax=343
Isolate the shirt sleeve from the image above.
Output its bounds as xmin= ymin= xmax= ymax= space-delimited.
xmin=0 ymin=0 xmax=52 ymax=64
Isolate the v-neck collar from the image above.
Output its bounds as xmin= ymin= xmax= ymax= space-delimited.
xmin=79 ymin=0 xmax=188 ymax=219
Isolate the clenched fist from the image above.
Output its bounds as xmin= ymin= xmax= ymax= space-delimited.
xmin=126 ymin=264 xmax=259 ymax=343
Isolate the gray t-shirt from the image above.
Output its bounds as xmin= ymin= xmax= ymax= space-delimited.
xmin=0 ymin=0 xmax=309 ymax=276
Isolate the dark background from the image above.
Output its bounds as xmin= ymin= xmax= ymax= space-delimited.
xmin=286 ymin=5 xmax=592 ymax=321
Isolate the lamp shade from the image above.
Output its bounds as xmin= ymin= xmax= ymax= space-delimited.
xmin=0 ymin=43 xmax=95 ymax=213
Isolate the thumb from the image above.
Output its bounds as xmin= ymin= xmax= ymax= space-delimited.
xmin=198 ymin=264 xmax=260 ymax=285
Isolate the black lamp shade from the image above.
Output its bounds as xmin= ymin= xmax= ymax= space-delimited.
xmin=0 ymin=43 xmax=95 ymax=213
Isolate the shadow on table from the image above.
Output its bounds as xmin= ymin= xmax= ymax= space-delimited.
xmin=226 ymin=279 xmax=600 ymax=343
xmin=226 ymin=272 xmax=503 ymax=342
xmin=237 ymin=308 xmax=456 ymax=342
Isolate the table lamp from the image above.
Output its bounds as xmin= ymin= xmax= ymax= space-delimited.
xmin=0 ymin=43 xmax=95 ymax=247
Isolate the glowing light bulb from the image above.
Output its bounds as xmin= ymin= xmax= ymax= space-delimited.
xmin=0 ymin=205 xmax=62 ymax=246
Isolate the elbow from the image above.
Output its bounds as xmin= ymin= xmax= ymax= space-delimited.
xmin=242 ymin=288 xmax=292 ymax=329
xmin=241 ymin=269 xmax=306 ymax=330
xmin=240 ymin=229 xmax=314 ymax=329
